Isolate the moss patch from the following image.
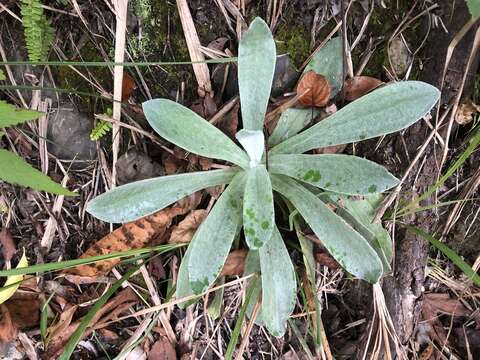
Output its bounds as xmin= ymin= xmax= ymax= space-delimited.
xmin=275 ymin=24 xmax=310 ymax=68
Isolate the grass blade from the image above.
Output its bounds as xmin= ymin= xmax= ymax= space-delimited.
xmin=58 ymin=266 xmax=138 ymax=360
xmin=404 ymin=225 xmax=480 ymax=287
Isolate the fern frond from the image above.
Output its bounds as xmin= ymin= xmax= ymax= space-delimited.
xmin=20 ymin=0 xmax=55 ymax=62
xmin=90 ymin=120 xmax=113 ymax=141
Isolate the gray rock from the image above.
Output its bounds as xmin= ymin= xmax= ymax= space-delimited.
xmin=271 ymin=54 xmax=299 ymax=97
xmin=116 ymin=149 xmax=164 ymax=185
xmin=47 ymin=106 xmax=97 ymax=161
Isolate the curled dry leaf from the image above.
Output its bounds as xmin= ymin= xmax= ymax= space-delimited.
xmin=455 ymin=101 xmax=480 ymax=125
xmin=0 ymin=304 xmax=17 ymax=342
xmin=344 ymin=76 xmax=384 ymax=101
xmin=220 ymin=249 xmax=248 ymax=276
xmin=0 ymin=229 xmax=16 ymax=262
xmin=121 ymin=73 xmax=135 ymax=101
xmin=5 ymin=292 xmax=40 ymax=329
xmin=46 ymin=305 xmax=78 ymax=345
xmin=169 ymin=210 xmax=207 ymax=244
xmin=65 ymin=205 xmax=189 ymax=277
xmin=46 ymin=288 xmax=138 ymax=358
xmin=296 ymin=71 xmax=331 ymax=107
xmin=148 ymin=336 xmax=177 ymax=360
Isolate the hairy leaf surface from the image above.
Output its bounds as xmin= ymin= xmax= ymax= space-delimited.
xmin=259 ymin=226 xmax=297 ymax=336
xmin=238 ymin=17 xmax=276 ymax=131
xmin=143 ymin=99 xmax=249 ymax=168
xmin=268 ymin=108 xmax=319 ymax=147
xmin=188 ymin=172 xmax=246 ymax=294
xmin=243 ymin=165 xmax=274 ymax=249
xmin=268 ymin=154 xmax=398 ymax=195
xmin=271 ymin=81 xmax=440 ymax=155
xmin=87 ymin=169 xmax=238 ymax=223
xmin=303 ymin=37 xmax=343 ymax=97
xmin=271 ymin=174 xmax=383 ymax=283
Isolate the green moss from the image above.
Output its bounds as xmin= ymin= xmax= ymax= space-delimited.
xmin=130 ymin=0 xmax=195 ymax=99
xmin=57 ymin=41 xmax=112 ymax=111
xmin=275 ymin=25 xmax=310 ymax=68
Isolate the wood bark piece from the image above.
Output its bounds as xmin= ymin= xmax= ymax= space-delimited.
xmin=382 ymin=0 xmax=480 ymax=346
xmin=111 ymin=0 xmax=129 ymax=187
xmin=176 ymin=0 xmax=213 ymax=97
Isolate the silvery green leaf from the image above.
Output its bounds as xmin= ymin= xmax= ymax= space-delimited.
xmin=243 ymin=165 xmax=274 ymax=249
xmin=143 ymin=99 xmax=249 ymax=168
xmin=188 ymin=172 xmax=246 ymax=294
xmin=268 ymin=108 xmax=320 ymax=147
xmin=271 ymin=174 xmax=383 ymax=283
xmin=239 ymin=17 xmax=276 ymax=131
xmin=243 ymin=250 xmax=263 ymax=325
xmin=259 ymin=226 xmax=297 ymax=337
xmin=236 ymin=129 xmax=265 ymax=167
xmin=87 ymin=169 xmax=238 ymax=223
xmin=176 ymin=245 xmax=195 ymax=308
xmin=303 ymin=37 xmax=343 ymax=97
xmin=327 ymin=193 xmax=393 ymax=272
xmin=271 ymin=81 xmax=440 ymax=155
xmin=268 ymin=154 xmax=399 ymax=195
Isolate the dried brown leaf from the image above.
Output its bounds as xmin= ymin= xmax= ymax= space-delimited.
xmin=169 ymin=210 xmax=207 ymax=244
xmin=47 ymin=305 xmax=78 ymax=344
xmin=0 ymin=304 xmax=17 ymax=342
xmin=148 ymin=336 xmax=177 ymax=360
xmin=121 ymin=73 xmax=135 ymax=101
xmin=344 ymin=76 xmax=384 ymax=101
xmin=0 ymin=229 xmax=16 ymax=262
xmin=65 ymin=205 xmax=188 ymax=277
xmin=424 ymin=293 xmax=470 ymax=317
xmin=5 ymin=293 xmax=40 ymax=329
xmin=455 ymin=101 xmax=480 ymax=125
xmin=296 ymin=71 xmax=331 ymax=107
xmin=47 ymin=288 xmax=138 ymax=358
xmin=220 ymin=249 xmax=248 ymax=276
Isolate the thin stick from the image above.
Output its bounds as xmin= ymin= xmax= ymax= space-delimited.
xmin=99 ymin=274 xmax=255 ymax=326
xmin=234 ymin=297 xmax=261 ymax=360
xmin=176 ymin=0 xmax=212 ymax=96
xmin=111 ymin=0 xmax=129 ymax=188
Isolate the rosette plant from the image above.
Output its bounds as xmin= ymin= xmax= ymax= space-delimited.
xmin=87 ymin=18 xmax=440 ymax=335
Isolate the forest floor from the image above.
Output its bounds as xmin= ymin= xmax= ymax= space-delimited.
xmin=0 ymin=0 xmax=480 ymax=359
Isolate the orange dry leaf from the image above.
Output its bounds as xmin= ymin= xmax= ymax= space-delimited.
xmin=0 ymin=304 xmax=17 ymax=342
xmin=169 ymin=210 xmax=207 ymax=244
xmin=148 ymin=336 xmax=177 ymax=360
xmin=65 ymin=205 xmax=188 ymax=277
xmin=296 ymin=71 xmax=331 ymax=107
xmin=455 ymin=100 xmax=480 ymax=125
xmin=220 ymin=249 xmax=248 ymax=276
xmin=343 ymin=76 xmax=383 ymax=101
xmin=0 ymin=229 xmax=16 ymax=262
xmin=121 ymin=73 xmax=135 ymax=101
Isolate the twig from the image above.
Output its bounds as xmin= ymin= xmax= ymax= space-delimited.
xmin=176 ymin=0 xmax=212 ymax=96
xmin=234 ymin=297 xmax=261 ymax=360
xmin=111 ymin=0 xmax=129 ymax=189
